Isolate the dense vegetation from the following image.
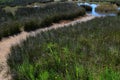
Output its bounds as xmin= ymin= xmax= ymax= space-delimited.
xmin=89 ymin=0 xmax=120 ymax=6
xmin=8 ymin=16 xmax=120 ymax=80
xmin=0 ymin=2 xmax=85 ymax=40
xmin=0 ymin=0 xmax=54 ymax=7
xmin=80 ymin=5 xmax=92 ymax=11
xmin=96 ymin=4 xmax=118 ymax=12
xmin=0 ymin=0 xmax=120 ymax=7
xmin=108 ymin=0 xmax=120 ymax=6
xmin=118 ymin=11 xmax=120 ymax=15
xmin=0 ymin=8 xmax=13 ymax=22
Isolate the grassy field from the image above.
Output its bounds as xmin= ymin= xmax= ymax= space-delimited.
xmin=8 ymin=16 xmax=120 ymax=80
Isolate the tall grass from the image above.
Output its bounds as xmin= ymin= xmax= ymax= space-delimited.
xmin=8 ymin=16 xmax=120 ymax=80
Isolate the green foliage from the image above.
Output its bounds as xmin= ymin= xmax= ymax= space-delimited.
xmin=40 ymin=71 xmax=49 ymax=80
xmin=24 ymin=18 xmax=40 ymax=31
xmin=0 ymin=21 xmax=22 ymax=39
xmin=100 ymin=67 xmax=120 ymax=80
xmin=8 ymin=16 xmax=120 ymax=80
xmin=0 ymin=8 xmax=13 ymax=22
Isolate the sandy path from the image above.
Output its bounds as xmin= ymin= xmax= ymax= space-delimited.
xmin=0 ymin=15 xmax=95 ymax=80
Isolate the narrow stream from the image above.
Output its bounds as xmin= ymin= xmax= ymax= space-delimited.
xmin=78 ymin=3 xmax=119 ymax=17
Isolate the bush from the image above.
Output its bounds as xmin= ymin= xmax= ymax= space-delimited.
xmin=24 ymin=18 xmax=40 ymax=31
xmin=0 ymin=8 xmax=13 ymax=23
xmin=0 ymin=21 xmax=22 ymax=39
xmin=20 ymin=2 xmax=85 ymax=31
xmin=8 ymin=16 xmax=120 ymax=80
xmin=15 ymin=2 xmax=82 ymax=17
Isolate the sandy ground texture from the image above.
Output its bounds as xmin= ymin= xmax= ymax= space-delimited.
xmin=0 ymin=14 xmax=95 ymax=80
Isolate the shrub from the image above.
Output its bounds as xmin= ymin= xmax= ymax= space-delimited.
xmin=0 ymin=2 xmax=85 ymax=39
xmin=0 ymin=8 xmax=13 ymax=23
xmin=21 ymin=2 xmax=85 ymax=31
xmin=80 ymin=5 xmax=92 ymax=11
xmin=15 ymin=2 xmax=82 ymax=17
xmin=24 ymin=18 xmax=40 ymax=31
xmin=0 ymin=21 xmax=22 ymax=39
xmin=0 ymin=0 xmax=54 ymax=7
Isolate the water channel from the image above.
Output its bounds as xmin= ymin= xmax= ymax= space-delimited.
xmin=77 ymin=3 xmax=120 ymax=17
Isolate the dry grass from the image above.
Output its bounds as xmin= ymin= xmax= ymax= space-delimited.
xmin=3 ymin=6 xmax=21 ymax=15
xmin=96 ymin=4 xmax=118 ymax=13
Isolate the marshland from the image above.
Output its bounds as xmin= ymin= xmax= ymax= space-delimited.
xmin=0 ymin=0 xmax=120 ymax=80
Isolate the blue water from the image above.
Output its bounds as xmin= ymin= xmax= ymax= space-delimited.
xmin=118 ymin=7 xmax=120 ymax=10
xmin=77 ymin=3 xmax=118 ymax=17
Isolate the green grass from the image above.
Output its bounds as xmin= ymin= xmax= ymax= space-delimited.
xmin=8 ymin=16 xmax=120 ymax=80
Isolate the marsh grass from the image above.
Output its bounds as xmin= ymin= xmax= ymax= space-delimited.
xmin=8 ymin=16 xmax=120 ymax=80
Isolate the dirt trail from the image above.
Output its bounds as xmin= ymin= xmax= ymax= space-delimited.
xmin=0 ymin=15 xmax=95 ymax=80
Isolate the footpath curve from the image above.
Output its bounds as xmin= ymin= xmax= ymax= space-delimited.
xmin=0 ymin=14 xmax=95 ymax=80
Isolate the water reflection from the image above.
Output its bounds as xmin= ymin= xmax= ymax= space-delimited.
xmin=77 ymin=3 xmax=118 ymax=17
